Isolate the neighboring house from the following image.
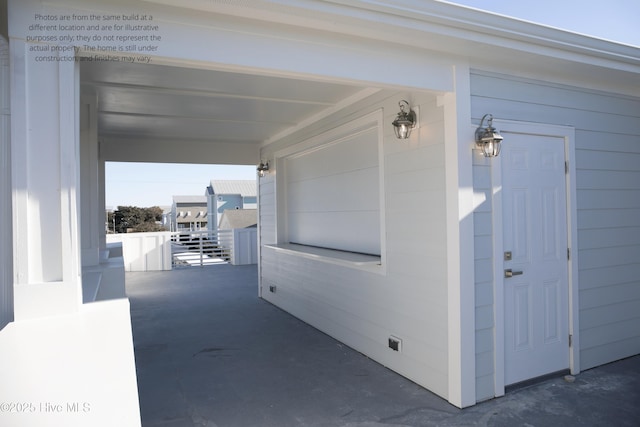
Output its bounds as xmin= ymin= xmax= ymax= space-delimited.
xmin=218 ymin=209 xmax=257 ymax=230
xmin=171 ymin=196 xmax=208 ymax=232
xmin=206 ymin=180 xmax=257 ymax=232
xmin=160 ymin=205 xmax=172 ymax=230
xmin=2 ymin=1 xmax=640 ymax=425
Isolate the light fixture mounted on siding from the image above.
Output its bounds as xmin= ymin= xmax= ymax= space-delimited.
xmin=257 ymin=161 xmax=270 ymax=177
xmin=475 ymin=114 xmax=503 ymax=157
xmin=391 ymin=100 xmax=417 ymax=139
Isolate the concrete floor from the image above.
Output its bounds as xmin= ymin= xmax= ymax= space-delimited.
xmin=127 ymin=265 xmax=640 ymax=427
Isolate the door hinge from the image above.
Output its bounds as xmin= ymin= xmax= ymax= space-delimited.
xmin=567 ymin=248 xmax=571 ymax=260
xmin=565 ymin=161 xmax=569 ymax=174
xmin=569 ymin=334 xmax=573 ymax=347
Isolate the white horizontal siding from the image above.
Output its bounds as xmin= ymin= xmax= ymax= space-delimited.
xmin=472 ymin=153 xmax=495 ymax=401
xmin=283 ymin=117 xmax=382 ymax=255
xmin=470 ymin=74 xmax=640 ymax=136
xmin=261 ymin=246 xmax=449 ymax=394
xmin=471 ymin=70 xmax=640 ymax=372
xmin=259 ymin=91 xmax=451 ymax=399
xmin=258 ymin=175 xmax=277 ymax=245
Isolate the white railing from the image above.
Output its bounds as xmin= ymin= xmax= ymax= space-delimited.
xmin=106 ymin=228 xmax=257 ymax=271
xmin=171 ymin=229 xmax=233 ymax=268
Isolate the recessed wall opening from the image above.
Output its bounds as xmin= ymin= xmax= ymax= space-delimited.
xmin=284 ymin=125 xmax=382 ymax=257
xmin=270 ymin=110 xmax=387 ymax=271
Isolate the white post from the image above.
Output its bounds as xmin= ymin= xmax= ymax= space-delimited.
xmin=11 ymin=39 xmax=82 ymax=320
xmin=80 ymin=94 xmax=101 ymax=267
xmin=199 ymin=232 xmax=204 ymax=267
xmin=443 ymin=64 xmax=477 ymax=408
xmin=0 ymin=36 xmax=13 ymax=329
xmin=99 ymin=156 xmax=107 ymax=248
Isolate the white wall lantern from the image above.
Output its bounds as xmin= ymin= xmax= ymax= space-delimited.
xmin=257 ymin=161 xmax=270 ymax=177
xmin=391 ymin=100 xmax=417 ymax=139
xmin=475 ymin=113 xmax=503 ymax=157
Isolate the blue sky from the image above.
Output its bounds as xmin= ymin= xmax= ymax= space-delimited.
xmin=105 ymin=0 xmax=639 ymax=209
xmin=106 ymin=163 xmax=256 ymax=208
xmin=449 ymin=0 xmax=639 ymax=46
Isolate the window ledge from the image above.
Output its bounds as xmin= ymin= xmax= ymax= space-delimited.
xmin=264 ymin=243 xmax=382 ymax=269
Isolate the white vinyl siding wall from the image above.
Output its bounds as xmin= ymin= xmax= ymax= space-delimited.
xmin=260 ymin=91 xmax=451 ymax=399
xmin=472 ymin=153 xmax=495 ymax=401
xmin=258 ymin=174 xmax=277 ymax=246
xmin=470 ymin=71 xmax=640 ymax=376
xmin=285 ymin=126 xmax=381 ymax=255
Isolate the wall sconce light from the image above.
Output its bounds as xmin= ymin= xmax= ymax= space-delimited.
xmin=391 ymin=100 xmax=417 ymax=139
xmin=257 ymin=161 xmax=269 ymax=177
xmin=475 ymin=114 xmax=503 ymax=157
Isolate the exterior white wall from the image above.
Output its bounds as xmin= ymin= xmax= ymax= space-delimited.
xmin=106 ymin=232 xmax=173 ymax=272
xmin=231 ymin=228 xmax=258 ymax=265
xmin=259 ymin=175 xmax=277 ymax=246
xmin=260 ymin=90 xmax=452 ymax=400
xmin=470 ymin=71 xmax=640 ymax=377
xmin=0 ymin=35 xmax=12 ymax=330
xmin=284 ymin=125 xmax=382 ymax=255
xmin=471 ymin=152 xmax=496 ymax=401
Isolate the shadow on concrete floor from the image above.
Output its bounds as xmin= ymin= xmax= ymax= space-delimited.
xmin=127 ymin=265 xmax=640 ymax=427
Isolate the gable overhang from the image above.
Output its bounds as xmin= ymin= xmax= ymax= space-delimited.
xmin=143 ymin=0 xmax=640 ymax=97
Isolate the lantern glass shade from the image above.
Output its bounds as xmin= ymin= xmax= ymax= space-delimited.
xmin=391 ymin=100 xmax=416 ymax=139
xmin=393 ymin=121 xmax=413 ymax=139
xmin=257 ymin=162 xmax=269 ymax=177
xmin=478 ymin=130 xmax=503 ymax=157
xmin=475 ymin=114 xmax=503 ymax=157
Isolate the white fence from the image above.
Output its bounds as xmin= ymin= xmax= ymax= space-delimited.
xmin=106 ymin=228 xmax=257 ymax=272
xmin=232 ymin=228 xmax=258 ymax=265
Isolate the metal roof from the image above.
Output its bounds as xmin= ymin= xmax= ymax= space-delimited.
xmin=209 ymin=180 xmax=257 ymax=197
xmin=172 ymin=195 xmax=207 ymax=204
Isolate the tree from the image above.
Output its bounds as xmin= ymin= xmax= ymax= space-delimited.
xmin=111 ymin=205 xmax=167 ymax=233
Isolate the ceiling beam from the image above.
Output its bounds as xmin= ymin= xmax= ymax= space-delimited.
xmin=82 ymin=80 xmax=338 ymax=106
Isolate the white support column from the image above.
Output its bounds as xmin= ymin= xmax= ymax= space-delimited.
xmin=11 ymin=39 xmax=82 ymax=320
xmin=98 ymin=155 xmax=107 ymax=250
xmin=0 ymin=35 xmax=13 ymax=330
xmin=443 ymin=64 xmax=476 ymax=408
xmin=80 ymin=94 xmax=101 ymax=267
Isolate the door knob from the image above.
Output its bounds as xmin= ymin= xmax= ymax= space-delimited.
xmin=504 ymin=269 xmax=523 ymax=278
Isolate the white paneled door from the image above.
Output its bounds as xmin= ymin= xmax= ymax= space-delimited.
xmin=502 ymin=133 xmax=570 ymax=385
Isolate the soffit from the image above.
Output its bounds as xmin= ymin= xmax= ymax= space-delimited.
xmin=82 ymin=0 xmax=640 ymax=163
xmin=82 ymin=60 xmax=368 ymax=151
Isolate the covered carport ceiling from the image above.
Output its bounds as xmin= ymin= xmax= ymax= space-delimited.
xmin=80 ymin=60 xmax=373 ymax=165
